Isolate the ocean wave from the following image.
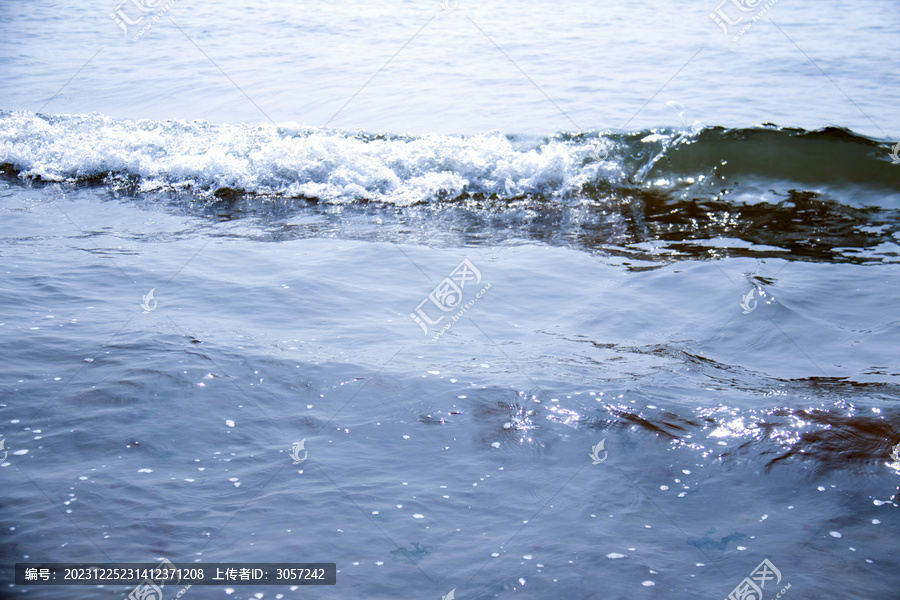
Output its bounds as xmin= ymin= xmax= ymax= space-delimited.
xmin=1 ymin=110 xmax=897 ymax=207
xmin=0 ymin=110 xmax=626 ymax=205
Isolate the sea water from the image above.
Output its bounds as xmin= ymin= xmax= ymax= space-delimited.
xmin=1 ymin=1 xmax=899 ymax=599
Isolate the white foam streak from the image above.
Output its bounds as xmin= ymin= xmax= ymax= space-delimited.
xmin=0 ymin=111 xmax=622 ymax=205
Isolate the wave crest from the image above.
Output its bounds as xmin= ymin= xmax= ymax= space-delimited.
xmin=0 ymin=111 xmax=625 ymax=205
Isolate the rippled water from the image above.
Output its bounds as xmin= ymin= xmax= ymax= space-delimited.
xmin=2 ymin=0 xmax=899 ymax=136
xmin=2 ymin=1 xmax=900 ymax=599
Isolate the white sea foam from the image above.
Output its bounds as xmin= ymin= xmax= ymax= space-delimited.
xmin=0 ymin=111 xmax=627 ymax=205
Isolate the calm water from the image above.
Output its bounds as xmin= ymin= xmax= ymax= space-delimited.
xmin=1 ymin=1 xmax=900 ymax=599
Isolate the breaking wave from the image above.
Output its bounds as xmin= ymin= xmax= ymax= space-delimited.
xmin=3 ymin=110 xmax=897 ymax=206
